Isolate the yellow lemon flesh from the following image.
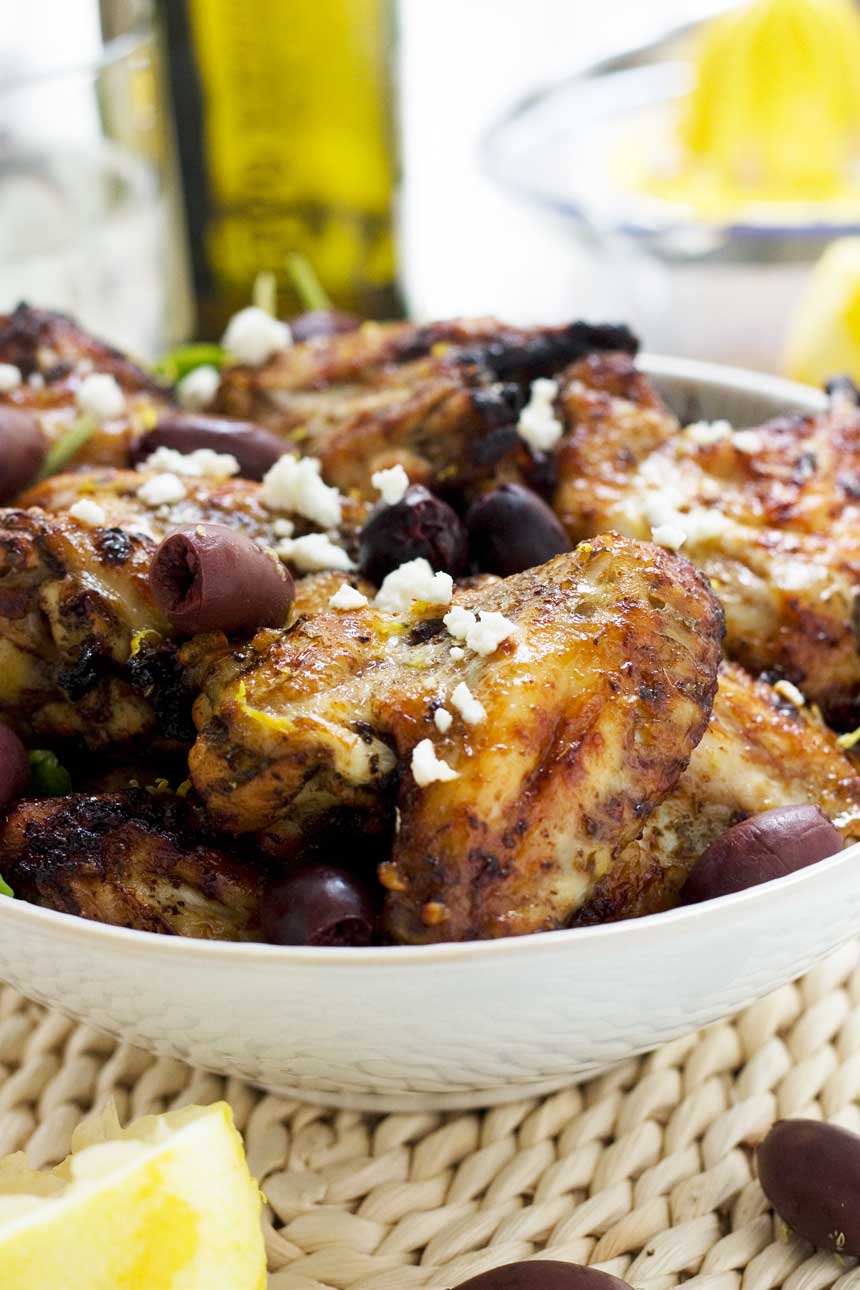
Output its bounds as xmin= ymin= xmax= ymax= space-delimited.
xmin=624 ymin=0 xmax=860 ymax=219
xmin=0 ymin=1102 xmax=266 ymax=1290
xmin=784 ymin=237 xmax=860 ymax=384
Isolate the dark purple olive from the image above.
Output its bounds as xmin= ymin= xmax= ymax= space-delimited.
xmin=358 ymin=485 xmax=469 ymax=584
xmin=289 ymin=310 xmax=361 ymax=343
xmin=466 ymin=483 xmax=570 ymax=576
xmin=0 ymin=724 xmax=30 ymax=810
xmin=261 ymin=863 xmax=377 ymax=946
xmin=133 ymin=414 xmax=286 ymax=481
xmin=452 ymin=1262 xmax=630 ymax=1290
xmin=0 ymin=407 xmax=45 ymax=502
xmin=680 ymin=804 xmax=843 ymax=905
xmin=758 ymin=1119 xmax=860 ymax=1256
xmin=149 ymin=522 xmax=294 ymax=636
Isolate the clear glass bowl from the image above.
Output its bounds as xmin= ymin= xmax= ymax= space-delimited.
xmin=481 ymin=14 xmax=860 ymax=371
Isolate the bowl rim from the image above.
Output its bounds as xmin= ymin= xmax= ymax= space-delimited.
xmin=0 ymin=353 xmax=837 ymax=970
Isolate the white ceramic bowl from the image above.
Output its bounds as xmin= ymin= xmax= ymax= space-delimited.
xmin=0 ymin=356 xmax=847 ymax=1114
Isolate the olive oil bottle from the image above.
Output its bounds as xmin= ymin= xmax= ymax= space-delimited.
xmin=161 ymin=0 xmax=400 ymax=336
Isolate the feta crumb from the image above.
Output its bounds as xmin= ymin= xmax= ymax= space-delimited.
xmin=443 ymin=605 xmax=478 ymax=640
xmin=685 ymin=419 xmax=732 ymax=445
xmin=261 ymin=454 xmax=342 ymax=528
xmin=273 ymin=518 xmax=295 ymax=538
xmin=277 ymin=533 xmax=354 ymax=572
xmin=75 ymin=372 xmax=126 ymax=421
xmin=222 ymin=306 xmax=291 ymax=366
xmin=0 ymin=363 xmax=22 ymax=392
xmin=375 ymin=558 xmax=453 ymax=613
xmin=411 ymin=738 xmax=458 ymax=786
xmin=465 ymin=610 xmax=517 ymax=656
xmin=144 ymin=446 xmax=239 ymax=480
xmin=434 ymin=707 xmax=453 ymax=733
xmin=68 ymin=498 xmax=107 ymax=527
xmin=451 ymin=681 xmax=486 ymax=726
xmin=517 ymin=377 xmax=563 ymax=453
xmin=732 ymin=429 xmax=763 ymax=453
xmin=651 ymin=523 xmax=688 ymax=551
xmin=136 ymin=472 xmax=188 ymax=506
xmin=176 ymin=364 xmax=220 ymax=410
xmin=371 ymin=464 xmax=410 ymax=506
xmin=27 ymin=372 xmax=44 ymax=390
xmin=774 ymin=679 xmax=806 ymax=708
xmin=450 ymin=646 xmax=465 ymax=661
xmin=329 ymin=583 xmax=369 ymax=609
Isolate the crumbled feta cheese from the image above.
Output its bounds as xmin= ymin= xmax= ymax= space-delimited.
xmin=651 ymin=523 xmax=687 ymax=551
xmin=27 ymin=372 xmax=44 ymax=390
xmin=277 ymin=533 xmax=354 ymax=572
xmin=144 ymin=446 xmax=239 ymax=480
xmin=261 ymin=454 xmax=342 ymax=528
xmin=411 ymin=738 xmax=458 ymax=786
xmin=443 ymin=605 xmax=477 ymax=640
xmin=75 ymin=372 xmax=126 ymax=420
xmin=434 ymin=707 xmax=453 ymax=733
xmin=449 ymin=646 xmax=465 ymax=661
xmin=0 ymin=363 xmax=22 ymax=392
xmin=222 ymin=306 xmax=291 ymax=366
xmin=451 ymin=681 xmax=486 ymax=726
xmin=517 ymin=377 xmax=563 ymax=453
xmin=375 ymin=558 xmax=453 ymax=613
xmin=329 ymin=583 xmax=369 ymax=609
xmin=466 ymin=610 xmax=517 ymax=656
xmin=273 ymin=518 xmax=295 ymax=538
xmin=68 ymin=498 xmax=107 ymax=527
xmin=137 ymin=472 xmax=188 ymax=506
xmin=732 ymin=429 xmax=762 ymax=453
xmin=371 ymin=464 xmax=410 ymax=505
xmin=685 ymin=419 xmax=732 ymax=446
xmin=774 ymin=679 xmax=806 ymax=708
xmin=176 ymin=364 xmax=220 ymax=410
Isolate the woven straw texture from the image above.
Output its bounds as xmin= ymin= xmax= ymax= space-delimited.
xmin=4 ymin=944 xmax=860 ymax=1290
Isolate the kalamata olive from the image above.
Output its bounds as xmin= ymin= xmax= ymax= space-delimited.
xmin=358 ymin=485 xmax=469 ymax=584
xmin=0 ymin=407 xmax=45 ymax=502
xmin=758 ymin=1119 xmax=860 ymax=1256
xmin=466 ymin=483 xmax=570 ymax=575
xmin=261 ymin=863 xmax=378 ymax=946
xmin=289 ymin=310 xmax=361 ymax=342
xmin=680 ymin=804 xmax=843 ymax=904
xmin=0 ymin=724 xmax=30 ymax=810
xmin=134 ymin=414 xmax=286 ymax=481
xmin=149 ymin=523 xmax=294 ymax=636
xmin=452 ymin=1261 xmax=630 ymax=1290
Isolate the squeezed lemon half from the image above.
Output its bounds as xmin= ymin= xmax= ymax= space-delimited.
xmin=0 ymin=1101 xmax=266 ymax=1289
xmin=784 ymin=237 xmax=860 ymax=384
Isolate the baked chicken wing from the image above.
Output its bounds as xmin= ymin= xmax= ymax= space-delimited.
xmin=553 ymin=356 xmax=860 ymax=726
xmin=0 ymin=791 xmax=263 ymax=940
xmin=182 ymin=534 xmax=725 ymax=940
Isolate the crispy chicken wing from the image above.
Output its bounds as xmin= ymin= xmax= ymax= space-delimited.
xmin=553 ymin=354 xmax=860 ymax=726
xmin=0 ymin=305 xmax=171 ymax=470
xmin=575 ymin=662 xmax=860 ymax=923
xmin=0 ymin=792 xmax=263 ymax=940
xmin=214 ymin=317 xmax=638 ymax=500
xmin=182 ymin=534 xmax=725 ymax=940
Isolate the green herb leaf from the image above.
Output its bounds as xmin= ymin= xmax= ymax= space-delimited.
xmin=28 ymin=749 xmax=72 ymax=797
xmin=0 ymin=874 xmax=13 ymax=899
xmin=252 ymin=271 xmax=278 ymax=317
xmin=286 ymin=253 xmax=331 ymax=312
xmin=152 ymin=343 xmax=227 ymax=386
xmin=35 ymin=416 xmax=97 ymax=481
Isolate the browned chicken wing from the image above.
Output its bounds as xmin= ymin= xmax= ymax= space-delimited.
xmin=0 ymin=791 xmax=264 ymax=940
xmin=553 ymin=354 xmax=860 ymax=726
xmin=182 ymin=534 xmax=725 ymax=940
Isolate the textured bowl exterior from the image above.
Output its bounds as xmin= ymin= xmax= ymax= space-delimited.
xmin=0 ymin=357 xmax=838 ymax=1111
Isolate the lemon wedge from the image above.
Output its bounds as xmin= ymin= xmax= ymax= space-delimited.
xmin=0 ymin=1101 xmax=266 ymax=1290
xmin=784 ymin=237 xmax=860 ymax=384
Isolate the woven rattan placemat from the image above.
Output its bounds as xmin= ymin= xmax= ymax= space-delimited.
xmin=4 ymin=944 xmax=860 ymax=1290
